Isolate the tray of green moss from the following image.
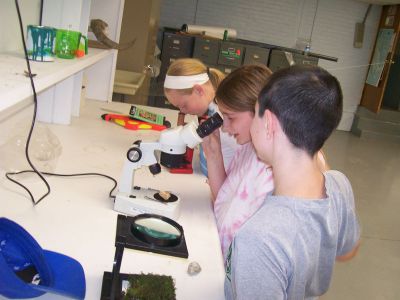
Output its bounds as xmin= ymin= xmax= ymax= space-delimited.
xmin=123 ymin=273 xmax=176 ymax=300
xmin=101 ymin=271 xmax=176 ymax=300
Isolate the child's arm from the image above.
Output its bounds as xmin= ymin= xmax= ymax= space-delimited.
xmin=335 ymin=172 xmax=361 ymax=262
xmin=319 ymin=148 xmax=360 ymax=261
xmin=336 ymin=240 xmax=360 ymax=262
xmin=202 ymin=130 xmax=226 ymax=201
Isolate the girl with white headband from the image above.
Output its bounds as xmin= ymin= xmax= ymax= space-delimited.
xmin=164 ymin=58 xmax=238 ymax=177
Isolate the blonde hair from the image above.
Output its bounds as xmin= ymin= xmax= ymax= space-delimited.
xmin=165 ymin=58 xmax=225 ymax=94
xmin=216 ymin=64 xmax=272 ymax=113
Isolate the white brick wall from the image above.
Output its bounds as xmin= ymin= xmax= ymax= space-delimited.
xmin=160 ymin=0 xmax=382 ymax=131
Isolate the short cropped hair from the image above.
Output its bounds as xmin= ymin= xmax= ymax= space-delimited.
xmin=258 ymin=65 xmax=343 ymax=156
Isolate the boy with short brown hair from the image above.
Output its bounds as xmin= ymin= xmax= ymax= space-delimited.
xmin=225 ymin=65 xmax=360 ymax=299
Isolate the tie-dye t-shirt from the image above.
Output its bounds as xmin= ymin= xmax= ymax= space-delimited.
xmin=214 ymin=142 xmax=274 ymax=259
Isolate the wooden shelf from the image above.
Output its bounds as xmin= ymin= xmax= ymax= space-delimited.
xmin=0 ymin=48 xmax=113 ymax=113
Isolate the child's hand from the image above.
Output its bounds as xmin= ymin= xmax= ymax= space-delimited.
xmin=202 ymin=129 xmax=226 ymax=201
xmin=202 ymin=129 xmax=221 ymax=158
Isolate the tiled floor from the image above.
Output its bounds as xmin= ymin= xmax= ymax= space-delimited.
xmin=320 ymin=131 xmax=400 ymax=299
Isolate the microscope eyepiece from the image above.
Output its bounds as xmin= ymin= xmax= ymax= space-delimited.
xmin=196 ymin=113 xmax=223 ymax=138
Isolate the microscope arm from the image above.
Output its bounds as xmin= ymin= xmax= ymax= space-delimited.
xmin=118 ymin=143 xmax=160 ymax=194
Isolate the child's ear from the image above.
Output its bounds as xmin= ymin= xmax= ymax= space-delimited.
xmin=264 ymin=110 xmax=274 ymax=139
xmin=266 ymin=110 xmax=283 ymax=139
xmin=192 ymin=84 xmax=204 ymax=96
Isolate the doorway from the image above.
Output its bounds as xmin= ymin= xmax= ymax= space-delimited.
xmin=360 ymin=4 xmax=400 ymax=113
xmin=382 ymin=34 xmax=400 ymax=110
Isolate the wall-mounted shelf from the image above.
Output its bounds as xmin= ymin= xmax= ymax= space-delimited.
xmin=0 ymin=0 xmax=126 ymax=125
xmin=0 ymin=48 xmax=115 ymax=124
xmin=0 ymin=48 xmax=112 ymax=113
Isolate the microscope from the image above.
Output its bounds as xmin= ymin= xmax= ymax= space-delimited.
xmin=114 ymin=113 xmax=223 ymax=220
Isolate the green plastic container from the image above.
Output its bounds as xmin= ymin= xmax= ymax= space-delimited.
xmin=55 ymin=29 xmax=87 ymax=59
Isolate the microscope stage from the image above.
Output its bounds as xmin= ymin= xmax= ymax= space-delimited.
xmin=114 ymin=186 xmax=181 ymax=220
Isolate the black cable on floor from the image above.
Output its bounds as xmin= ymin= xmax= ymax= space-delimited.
xmin=7 ymin=0 xmax=117 ymax=205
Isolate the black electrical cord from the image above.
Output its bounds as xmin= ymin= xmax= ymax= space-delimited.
xmin=9 ymin=0 xmax=51 ymax=205
xmin=6 ymin=171 xmax=117 ymax=200
xmin=7 ymin=0 xmax=117 ymax=205
xmin=39 ymin=0 xmax=43 ymax=26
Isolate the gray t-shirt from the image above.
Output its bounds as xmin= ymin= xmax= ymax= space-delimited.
xmin=224 ymin=170 xmax=360 ymax=300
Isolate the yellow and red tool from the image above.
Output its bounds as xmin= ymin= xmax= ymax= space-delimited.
xmin=101 ymin=114 xmax=167 ymax=131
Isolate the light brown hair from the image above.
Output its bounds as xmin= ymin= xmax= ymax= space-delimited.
xmin=165 ymin=58 xmax=225 ymax=94
xmin=216 ymin=64 xmax=272 ymax=113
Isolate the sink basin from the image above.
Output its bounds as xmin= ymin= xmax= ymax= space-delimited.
xmin=113 ymin=70 xmax=145 ymax=96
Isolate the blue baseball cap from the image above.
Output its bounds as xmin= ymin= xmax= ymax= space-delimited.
xmin=0 ymin=218 xmax=86 ymax=299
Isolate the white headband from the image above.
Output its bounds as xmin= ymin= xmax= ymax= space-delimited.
xmin=164 ymin=73 xmax=209 ymax=89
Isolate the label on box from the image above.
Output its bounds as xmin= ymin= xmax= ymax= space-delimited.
xmin=129 ymin=106 xmax=165 ymax=125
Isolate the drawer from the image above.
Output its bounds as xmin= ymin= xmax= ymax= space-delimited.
xmin=158 ymin=55 xmax=182 ymax=81
xmin=161 ymin=47 xmax=192 ymax=62
xmin=161 ymin=32 xmax=194 ymax=58
xmin=268 ymin=49 xmax=318 ymax=72
xmin=214 ymin=64 xmax=237 ymax=76
xmin=218 ymin=42 xmax=244 ymax=67
xmin=243 ymin=45 xmax=269 ymax=66
xmin=268 ymin=50 xmax=291 ymax=72
xmin=293 ymin=53 xmax=319 ymax=66
xmin=193 ymin=37 xmax=220 ymax=65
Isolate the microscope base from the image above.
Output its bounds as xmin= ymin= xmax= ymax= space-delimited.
xmin=114 ymin=187 xmax=181 ymax=220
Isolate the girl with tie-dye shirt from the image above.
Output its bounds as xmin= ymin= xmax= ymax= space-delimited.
xmin=202 ymin=65 xmax=274 ymax=259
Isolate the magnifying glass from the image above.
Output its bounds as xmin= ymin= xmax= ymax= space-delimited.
xmin=116 ymin=214 xmax=188 ymax=258
xmin=130 ymin=214 xmax=183 ymax=247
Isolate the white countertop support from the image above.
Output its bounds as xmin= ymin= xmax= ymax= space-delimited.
xmin=85 ymin=50 xmax=119 ymax=102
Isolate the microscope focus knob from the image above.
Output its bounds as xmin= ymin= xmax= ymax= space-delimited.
xmin=127 ymin=147 xmax=142 ymax=162
xmin=149 ymin=163 xmax=161 ymax=175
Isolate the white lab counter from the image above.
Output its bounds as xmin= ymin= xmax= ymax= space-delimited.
xmin=0 ymin=99 xmax=225 ymax=300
